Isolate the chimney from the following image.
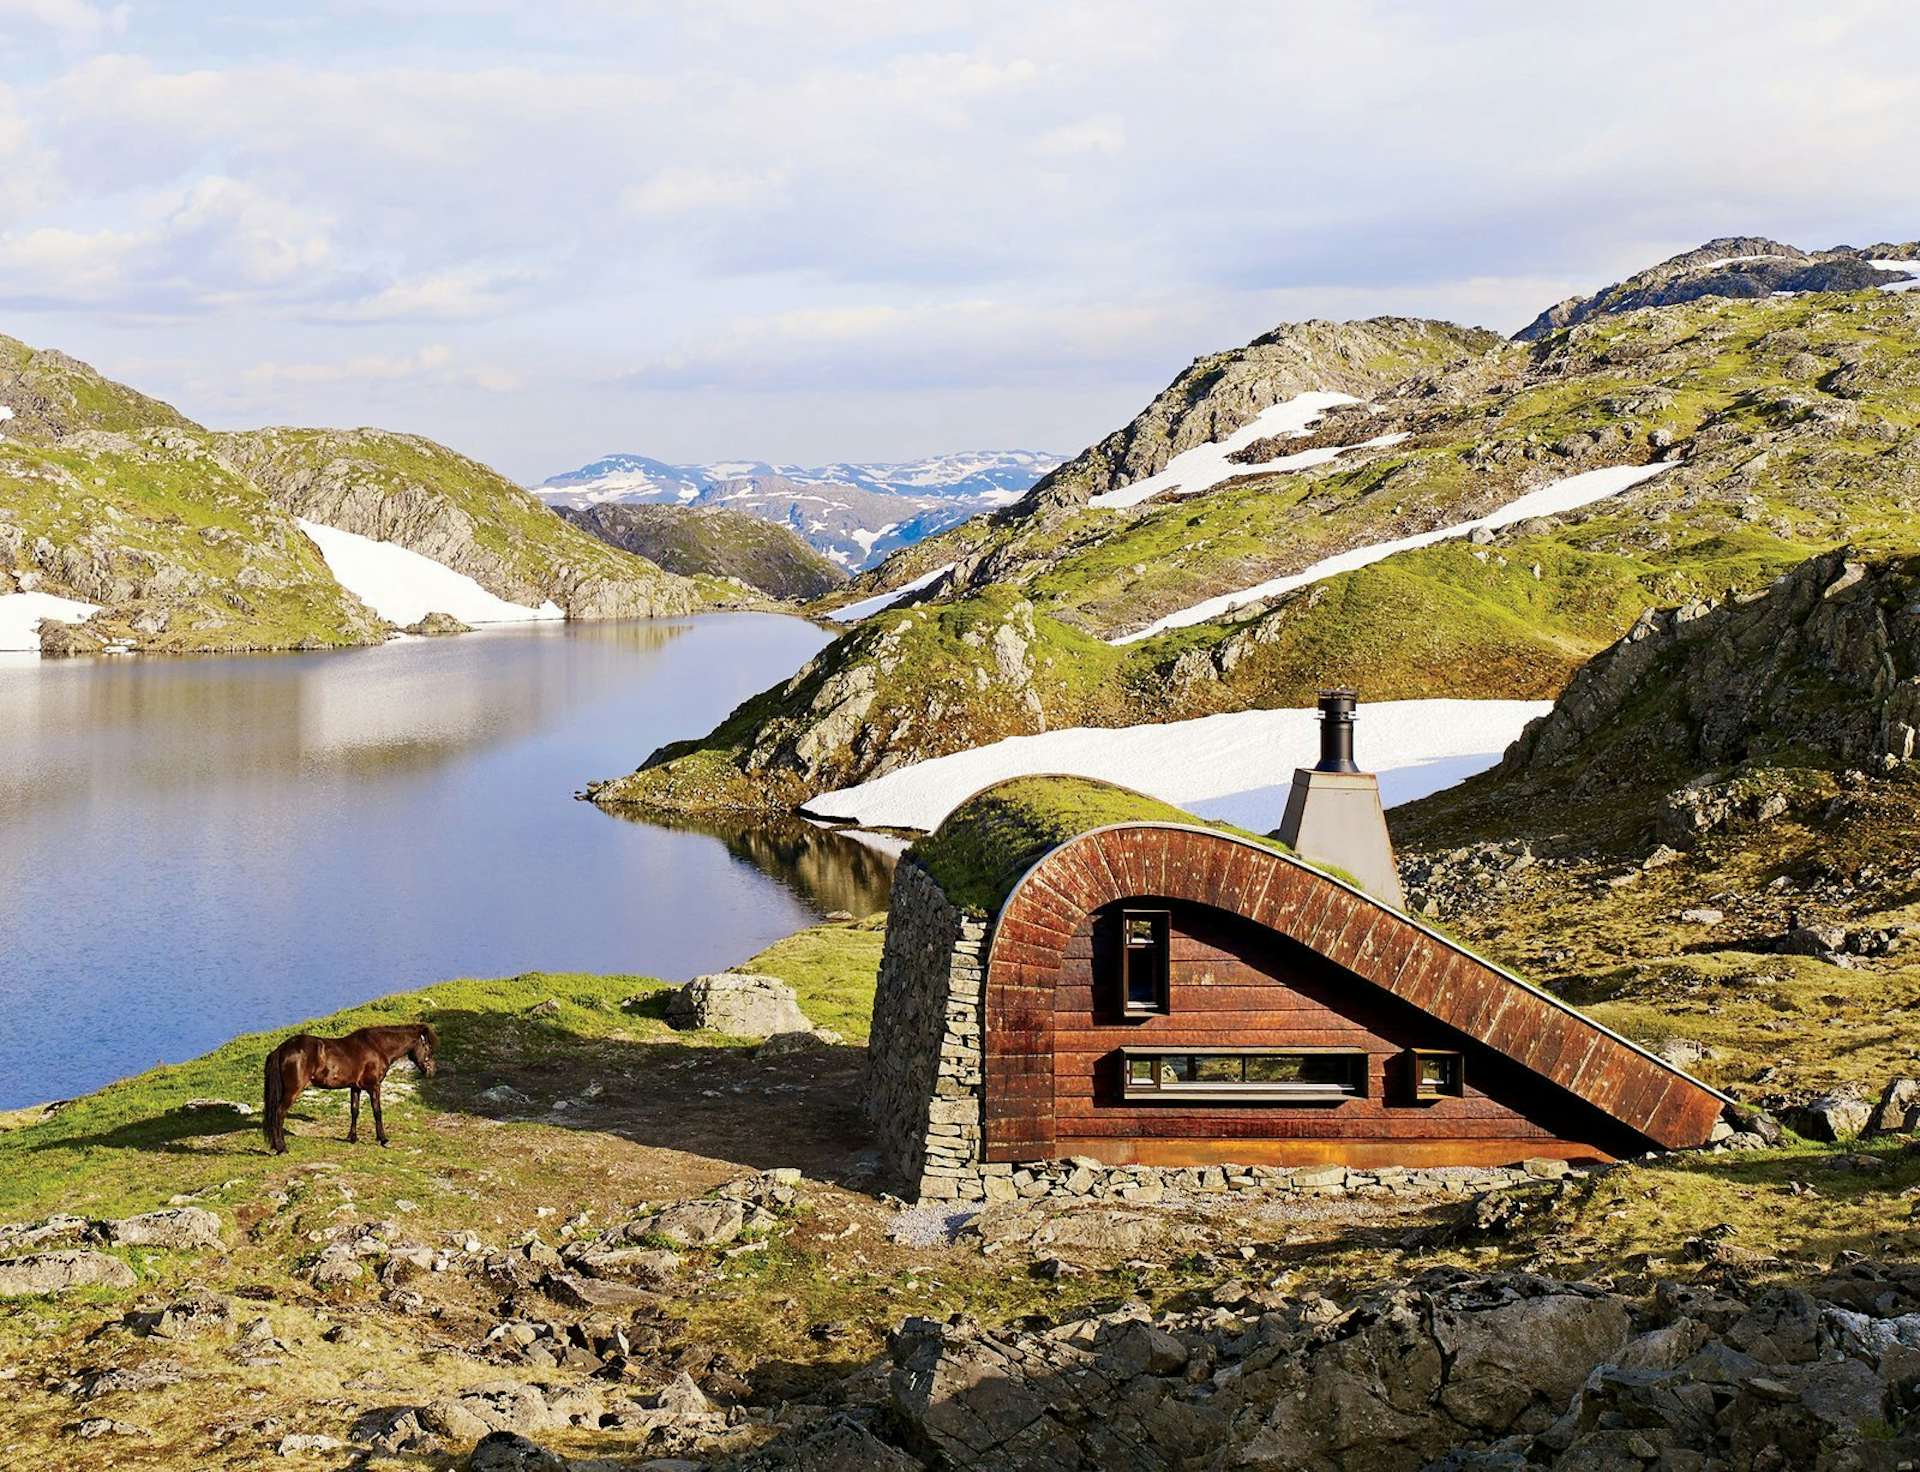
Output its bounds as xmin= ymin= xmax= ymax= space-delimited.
xmin=1275 ymin=690 xmax=1406 ymax=908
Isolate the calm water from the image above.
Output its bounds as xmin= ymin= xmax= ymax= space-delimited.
xmin=0 ymin=615 xmax=898 ymax=1107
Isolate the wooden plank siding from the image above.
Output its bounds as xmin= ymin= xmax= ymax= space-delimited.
xmin=979 ymin=825 xmax=1727 ymax=1168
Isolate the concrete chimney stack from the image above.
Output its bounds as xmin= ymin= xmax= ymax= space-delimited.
xmin=1275 ymin=690 xmax=1406 ymax=908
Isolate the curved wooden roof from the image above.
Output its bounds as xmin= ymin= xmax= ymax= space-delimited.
xmin=981 ymin=822 xmax=1728 ymax=1159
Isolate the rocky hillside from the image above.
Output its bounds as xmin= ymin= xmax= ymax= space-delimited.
xmin=596 ymin=249 xmax=1920 ymax=814
xmin=215 ymin=427 xmax=709 ymax=622
xmin=557 ymin=502 xmax=846 ymax=600
xmin=1517 ymin=235 xmax=1919 ymax=340
xmin=0 ymin=334 xmax=722 ymax=653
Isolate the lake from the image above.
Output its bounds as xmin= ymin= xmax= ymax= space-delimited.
xmin=0 ymin=615 xmax=899 ymax=1108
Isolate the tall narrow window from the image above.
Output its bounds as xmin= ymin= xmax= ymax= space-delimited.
xmin=1119 ymin=908 xmax=1170 ymax=1015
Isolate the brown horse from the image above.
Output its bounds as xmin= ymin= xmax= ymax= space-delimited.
xmin=263 ymin=1024 xmax=437 ymax=1153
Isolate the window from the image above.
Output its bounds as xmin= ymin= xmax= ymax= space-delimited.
xmin=1121 ymin=1047 xmax=1366 ymax=1102
xmin=1408 ymin=1049 xmax=1465 ymax=1102
xmin=1117 ymin=909 xmax=1170 ymax=1016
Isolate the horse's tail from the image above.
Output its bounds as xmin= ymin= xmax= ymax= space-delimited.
xmin=263 ymin=1044 xmax=285 ymax=1152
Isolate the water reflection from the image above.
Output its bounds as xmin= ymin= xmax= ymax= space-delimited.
xmin=612 ymin=808 xmax=899 ymax=918
xmin=0 ymin=615 xmax=892 ymax=1106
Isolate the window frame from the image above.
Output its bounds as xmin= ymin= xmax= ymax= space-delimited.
xmin=1408 ymin=1048 xmax=1465 ymax=1102
xmin=1120 ymin=1046 xmax=1367 ymax=1103
xmin=1116 ymin=907 xmax=1171 ymax=1017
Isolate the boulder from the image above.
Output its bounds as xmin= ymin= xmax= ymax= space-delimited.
xmin=1787 ymin=1094 xmax=1871 ymax=1142
xmin=1868 ymin=1077 xmax=1920 ymax=1136
xmin=632 ymin=1199 xmax=746 ymax=1249
xmin=467 ymin=1431 xmax=566 ymax=1471
xmin=103 ymin=1207 xmax=223 ymax=1251
xmin=665 ymin=972 xmax=813 ymax=1038
xmin=0 ymin=1250 xmax=136 ymax=1297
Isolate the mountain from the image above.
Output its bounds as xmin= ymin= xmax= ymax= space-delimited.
xmin=556 ymin=502 xmax=846 ymax=601
xmin=0 ymin=334 xmax=727 ymax=654
xmin=590 ymin=237 xmax=1920 ymax=816
xmin=1516 ymin=235 xmax=1918 ymax=340
xmin=535 ymin=449 xmax=1062 ymax=571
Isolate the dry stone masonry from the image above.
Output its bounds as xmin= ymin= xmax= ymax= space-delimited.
xmin=865 ymin=860 xmax=987 ymax=1198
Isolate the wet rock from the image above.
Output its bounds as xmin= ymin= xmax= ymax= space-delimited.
xmin=666 ymin=972 xmax=813 ymax=1038
xmin=0 ymin=1250 xmax=136 ymax=1297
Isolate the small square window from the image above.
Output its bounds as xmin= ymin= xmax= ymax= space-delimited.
xmin=1409 ymin=1049 xmax=1465 ymax=1102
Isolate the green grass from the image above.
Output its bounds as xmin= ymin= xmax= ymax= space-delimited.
xmin=908 ymin=774 xmax=1296 ymax=914
xmin=0 ymin=922 xmax=885 ymax=1226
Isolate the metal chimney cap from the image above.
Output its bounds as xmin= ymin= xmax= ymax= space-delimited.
xmin=1313 ymin=688 xmax=1360 ymax=772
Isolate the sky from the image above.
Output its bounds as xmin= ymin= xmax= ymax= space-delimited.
xmin=1 ymin=2 xmax=1917 ymax=483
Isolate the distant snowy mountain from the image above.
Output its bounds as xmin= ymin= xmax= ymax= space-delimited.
xmin=535 ymin=450 xmax=1061 ymax=569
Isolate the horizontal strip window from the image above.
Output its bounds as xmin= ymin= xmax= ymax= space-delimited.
xmin=1121 ymin=1047 xmax=1366 ymax=1103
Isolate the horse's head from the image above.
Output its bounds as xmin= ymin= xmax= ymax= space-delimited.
xmin=410 ymin=1023 xmax=439 ymax=1076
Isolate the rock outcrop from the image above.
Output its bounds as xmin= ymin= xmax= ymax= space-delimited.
xmin=1516 ymin=236 xmax=1919 ymax=340
xmin=1501 ymin=548 xmax=1920 ymax=792
xmin=1016 ymin=316 xmax=1498 ymax=514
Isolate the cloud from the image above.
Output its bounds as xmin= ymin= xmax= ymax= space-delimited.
xmin=0 ymin=176 xmax=334 ymax=310
xmin=243 ymin=344 xmax=521 ymax=392
xmin=1035 ymin=116 xmax=1125 ymax=156
xmin=622 ymin=167 xmax=788 ymax=219
xmin=317 ymin=264 xmax=545 ymax=323
xmin=3 ymin=1 xmax=1919 ymax=471
xmin=0 ymin=0 xmax=126 ymax=50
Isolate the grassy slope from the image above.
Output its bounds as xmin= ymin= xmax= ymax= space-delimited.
xmin=213 ymin=427 xmax=732 ymax=614
xmin=607 ymin=291 xmax=1920 ymax=812
xmin=560 ymin=502 xmax=846 ymax=601
xmin=0 ymin=331 xmax=736 ymax=651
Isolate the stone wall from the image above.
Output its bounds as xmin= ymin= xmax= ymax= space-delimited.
xmin=862 ymin=860 xmax=988 ymax=1199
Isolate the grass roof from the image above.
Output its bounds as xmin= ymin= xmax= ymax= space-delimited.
xmin=906 ymin=774 xmax=1295 ymax=915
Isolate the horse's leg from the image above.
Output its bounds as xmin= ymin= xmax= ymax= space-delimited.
xmin=281 ymin=1071 xmax=307 ymax=1149
xmin=347 ymin=1086 xmax=360 ymax=1144
xmin=370 ymin=1081 xmax=388 ymax=1147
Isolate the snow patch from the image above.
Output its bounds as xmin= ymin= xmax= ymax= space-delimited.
xmin=805 ymin=699 xmax=1551 ymax=833
xmin=0 ymin=591 xmax=102 ymax=651
xmin=828 ymin=562 xmax=955 ymax=623
xmin=298 ymin=520 xmax=563 ymax=627
xmin=1113 ymin=460 xmax=1677 ymax=645
xmin=1868 ymin=260 xmax=1920 ymax=293
xmin=1089 ymin=392 xmax=1363 ymax=509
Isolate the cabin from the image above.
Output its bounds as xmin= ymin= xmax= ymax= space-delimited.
xmin=863 ymin=694 xmax=1729 ymax=1200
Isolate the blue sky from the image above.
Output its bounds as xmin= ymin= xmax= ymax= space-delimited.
xmin=2 ymin=1 xmax=1917 ymax=481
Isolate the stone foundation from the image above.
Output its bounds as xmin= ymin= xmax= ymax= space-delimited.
xmin=961 ymin=1155 xmax=1588 ymax=1206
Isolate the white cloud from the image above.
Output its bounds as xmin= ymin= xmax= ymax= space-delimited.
xmin=244 ymin=344 xmax=521 ymax=392
xmin=622 ymin=167 xmax=787 ymax=219
xmin=0 ymin=0 xmax=126 ymax=49
xmin=1035 ymin=116 xmax=1125 ymax=156
xmin=1 ymin=1 xmax=1917 ymax=473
